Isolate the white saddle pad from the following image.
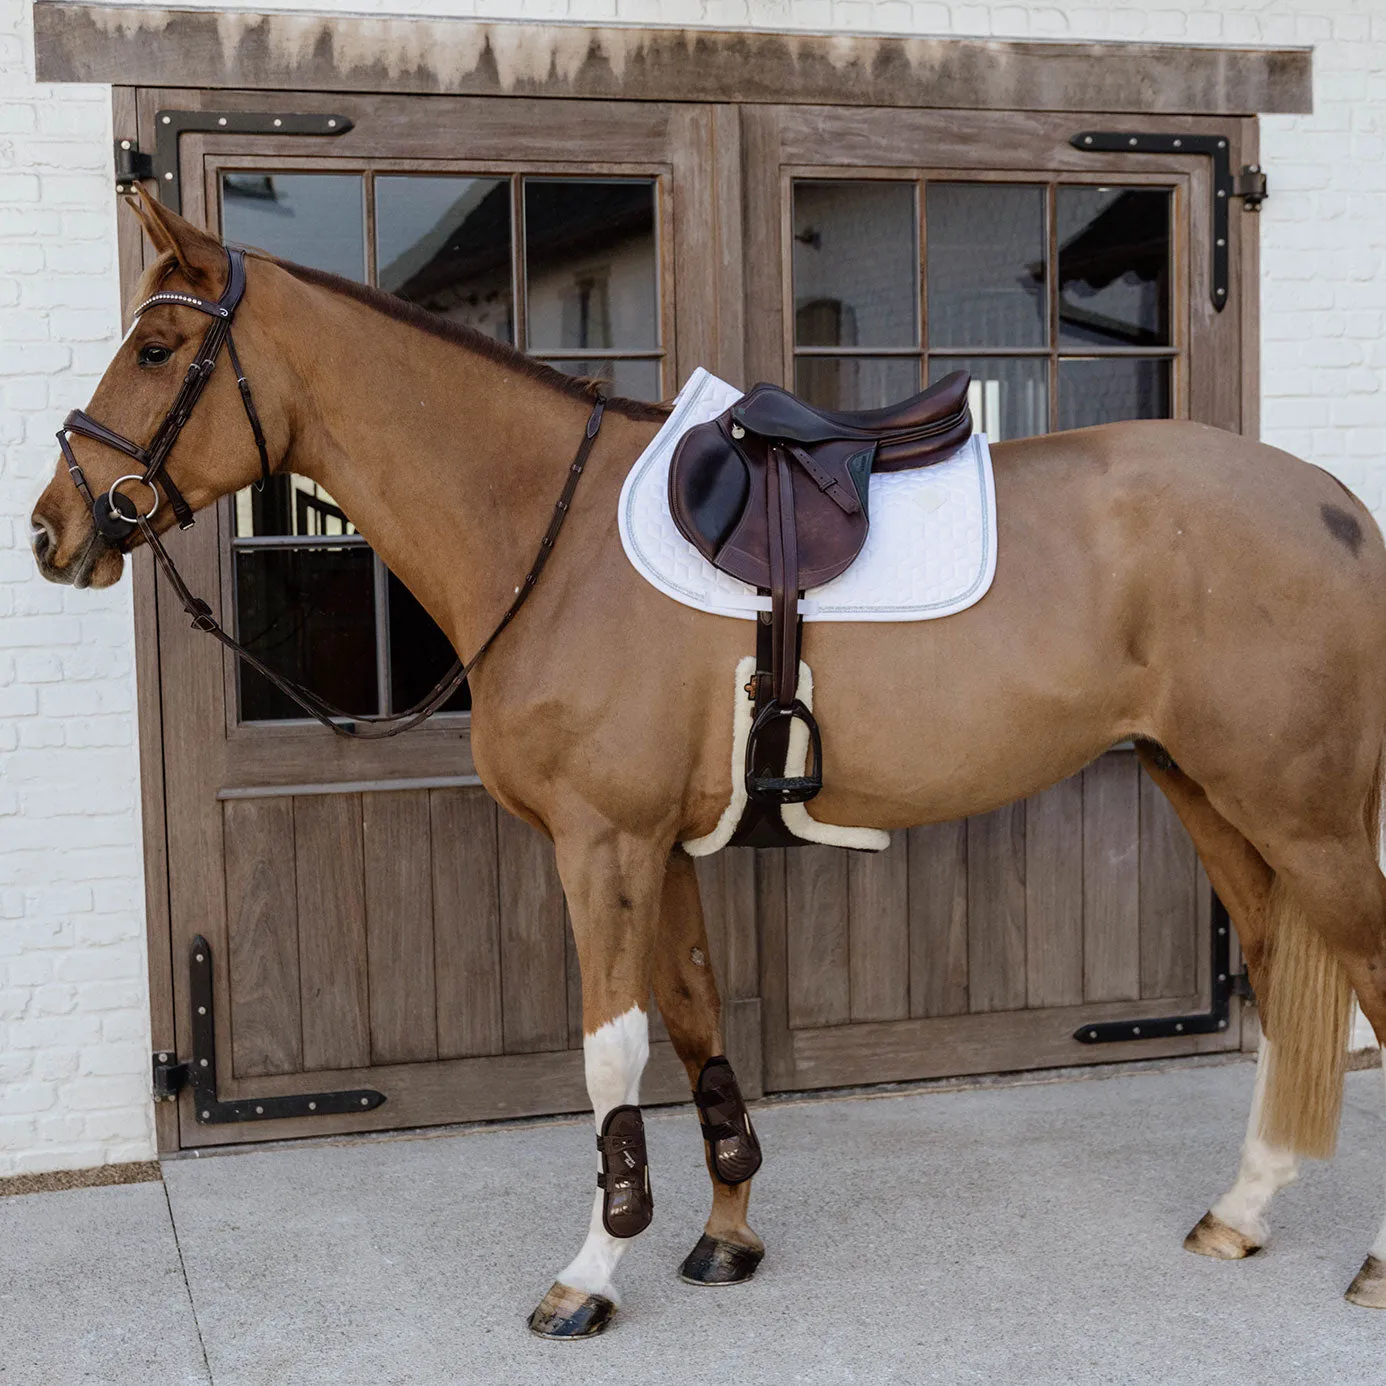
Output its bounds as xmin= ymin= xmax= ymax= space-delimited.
xmin=618 ymin=368 xmax=997 ymax=622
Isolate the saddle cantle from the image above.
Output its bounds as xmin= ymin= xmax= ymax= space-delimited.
xmin=669 ymin=371 xmax=973 ymax=845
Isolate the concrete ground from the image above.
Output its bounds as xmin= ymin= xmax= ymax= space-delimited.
xmin=2 ymin=1058 xmax=1383 ymax=1386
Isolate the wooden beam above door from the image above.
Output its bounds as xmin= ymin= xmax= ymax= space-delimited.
xmin=36 ymin=3 xmax=1311 ymax=116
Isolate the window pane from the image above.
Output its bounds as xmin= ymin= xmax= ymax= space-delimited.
xmin=220 ymin=173 xmax=365 ymax=280
xmin=1058 ymin=358 xmax=1171 ymax=430
xmin=545 ymin=357 xmax=661 ymax=402
xmin=375 ymin=176 xmax=513 ymax=343
xmin=387 ymin=572 xmax=469 ymax=714
xmin=794 ymin=356 xmax=919 ymax=412
xmin=1058 ymin=187 xmax=1171 ymax=348
xmin=792 ymin=181 xmax=917 ymax=348
xmin=525 ymin=180 xmax=658 ymax=351
xmin=234 ymin=475 xmax=357 ymax=539
xmin=235 ymin=547 xmax=377 ymax=722
xmin=930 ymin=357 xmax=1048 ymax=442
xmin=926 ymin=184 xmax=1046 ymax=349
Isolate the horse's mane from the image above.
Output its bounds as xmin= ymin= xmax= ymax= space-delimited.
xmin=260 ymin=253 xmax=671 ymax=425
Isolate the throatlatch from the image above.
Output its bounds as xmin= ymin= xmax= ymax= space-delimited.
xmin=597 ymin=1105 xmax=654 ymax=1239
xmin=693 ymin=1056 xmax=762 ymax=1185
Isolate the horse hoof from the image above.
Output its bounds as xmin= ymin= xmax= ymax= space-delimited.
xmin=527 ymin=1281 xmax=617 ymax=1339
xmin=1345 ymin=1255 xmax=1386 ymax=1309
xmin=679 ymin=1233 xmax=764 ymax=1286
xmin=1183 ymin=1211 xmax=1261 ymax=1260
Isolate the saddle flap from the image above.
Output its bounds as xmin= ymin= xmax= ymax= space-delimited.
xmin=670 ymin=418 xmax=870 ymax=591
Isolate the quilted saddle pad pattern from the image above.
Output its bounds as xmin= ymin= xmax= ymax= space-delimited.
xmin=618 ymin=368 xmax=997 ymax=623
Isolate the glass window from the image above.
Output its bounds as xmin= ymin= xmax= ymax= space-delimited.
xmin=376 ymin=175 xmax=513 ymax=342
xmin=1058 ymin=187 xmax=1171 ymax=348
xmin=926 ymin=183 xmax=1047 ymax=350
xmin=221 ymin=173 xmax=366 ymax=281
xmin=790 ymin=175 xmax=1175 ymax=440
xmin=222 ymin=169 xmax=666 ymax=723
xmin=523 ymin=179 xmax=660 ymax=398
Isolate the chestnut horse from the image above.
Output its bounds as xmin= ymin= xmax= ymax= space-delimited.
xmin=30 ymin=197 xmax=1386 ymax=1332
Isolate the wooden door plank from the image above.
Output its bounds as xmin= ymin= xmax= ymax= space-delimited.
xmin=756 ymin=848 xmax=793 ymax=1090
xmin=496 ymin=813 xmax=568 ymax=1052
xmin=362 ymin=791 xmax=438 ymax=1064
xmin=785 ymin=845 xmax=850 ymax=1029
xmin=967 ymin=803 xmax=1027 ymax=1013
xmin=908 ymin=821 xmax=969 ymax=1018
xmin=849 ymin=832 xmax=909 ymax=1022
xmin=293 ymin=794 xmax=370 ymax=1072
xmin=223 ymin=798 xmax=302 ymax=1078
xmin=1139 ymin=770 xmax=1198 ymax=999
xmin=430 ymin=789 xmax=504 ymax=1059
xmin=1026 ymin=778 xmax=1085 ymax=1008
xmin=1083 ymin=753 xmax=1141 ymax=1002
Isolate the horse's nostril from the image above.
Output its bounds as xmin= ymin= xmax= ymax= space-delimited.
xmin=31 ymin=520 xmax=53 ymax=562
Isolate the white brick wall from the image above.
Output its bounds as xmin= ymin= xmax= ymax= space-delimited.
xmin=1 ymin=0 xmax=1382 ymax=1173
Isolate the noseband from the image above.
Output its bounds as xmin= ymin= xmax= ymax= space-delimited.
xmin=60 ymin=244 xmax=605 ymax=738
xmin=59 ymin=247 xmax=269 ymax=546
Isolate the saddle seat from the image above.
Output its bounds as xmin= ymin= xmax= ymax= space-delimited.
xmin=729 ymin=369 xmax=972 ymax=469
xmin=668 ymin=370 xmax=974 ymax=836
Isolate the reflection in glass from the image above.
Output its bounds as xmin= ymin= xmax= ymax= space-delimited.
xmin=234 ymin=475 xmax=356 ymax=539
xmin=221 ymin=173 xmax=365 ymax=281
xmin=926 ymin=183 xmax=1046 ymax=349
xmin=795 ymin=356 xmax=919 ymax=413
xmin=387 ymin=571 xmax=469 ymax=714
xmin=792 ymin=182 xmax=917 ymax=348
xmin=930 ymin=357 xmax=1047 ymax=442
xmin=235 ymin=547 xmax=376 ymax=721
xmin=376 ymin=176 xmax=513 ymax=342
xmin=1059 ymin=358 xmax=1171 ymax=430
xmin=546 ymin=357 xmax=661 ymax=403
xmin=1058 ymin=188 xmax=1171 ymax=348
xmin=524 ymin=180 xmax=658 ymax=351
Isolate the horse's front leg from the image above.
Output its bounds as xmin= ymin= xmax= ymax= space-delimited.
xmin=527 ymin=827 xmax=665 ymax=1341
xmin=653 ymin=851 xmax=764 ymax=1285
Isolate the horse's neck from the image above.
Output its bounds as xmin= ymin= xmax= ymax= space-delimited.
xmin=279 ymin=289 xmax=646 ymax=663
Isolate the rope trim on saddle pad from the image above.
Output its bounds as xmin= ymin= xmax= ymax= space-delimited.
xmin=682 ymin=656 xmax=891 ymax=856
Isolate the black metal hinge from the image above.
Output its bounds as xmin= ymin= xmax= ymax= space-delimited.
xmin=153 ymin=935 xmax=386 ymax=1125
xmin=1075 ymin=894 xmax=1252 ymax=1045
xmin=1070 ymin=130 xmax=1268 ymax=312
xmin=114 ymin=111 xmax=354 ymax=213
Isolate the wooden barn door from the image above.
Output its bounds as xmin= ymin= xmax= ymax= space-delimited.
xmin=131 ymin=89 xmax=741 ymax=1147
xmin=743 ymin=104 xmax=1255 ymax=1090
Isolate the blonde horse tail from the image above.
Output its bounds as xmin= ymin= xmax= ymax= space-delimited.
xmin=1256 ymin=749 xmax=1380 ymax=1159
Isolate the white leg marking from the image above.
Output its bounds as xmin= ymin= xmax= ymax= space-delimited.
xmin=557 ymin=1005 xmax=650 ymax=1301
xmin=1210 ymin=1040 xmax=1300 ymax=1245
xmin=1370 ymin=1048 xmax=1386 ymax=1261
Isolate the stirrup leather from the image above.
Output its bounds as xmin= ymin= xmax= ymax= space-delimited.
xmin=694 ymin=1056 xmax=763 ymax=1185
xmin=596 ymin=1104 xmax=654 ymax=1239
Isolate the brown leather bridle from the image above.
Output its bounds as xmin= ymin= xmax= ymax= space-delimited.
xmin=60 ymin=245 xmax=606 ymax=738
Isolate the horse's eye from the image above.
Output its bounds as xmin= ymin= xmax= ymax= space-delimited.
xmin=138 ymin=343 xmax=173 ymax=367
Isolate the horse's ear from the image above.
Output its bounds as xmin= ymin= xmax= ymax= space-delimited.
xmin=123 ymin=191 xmax=226 ymax=290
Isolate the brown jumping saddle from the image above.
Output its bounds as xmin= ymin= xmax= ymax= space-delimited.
xmin=669 ymin=370 xmax=973 ymax=844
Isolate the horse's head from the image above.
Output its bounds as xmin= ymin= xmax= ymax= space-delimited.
xmin=31 ymin=195 xmax=288 ymax=589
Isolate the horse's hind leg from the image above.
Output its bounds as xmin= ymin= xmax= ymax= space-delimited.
xmin=527 ymin=828 xmax=664 ymax=1340
xmin=1136 ymin=751 xmax=1300 ymax=1258
xmin=652 ymin=852 xmax=764 ymax=1285
xmin=1347 ymin=1048 xmax=1386 ymax=1307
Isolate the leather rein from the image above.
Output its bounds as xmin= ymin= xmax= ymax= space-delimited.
xmin=59 ymin=245 xmax=606 ymax=739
